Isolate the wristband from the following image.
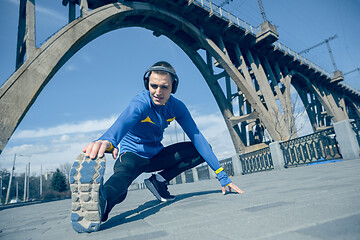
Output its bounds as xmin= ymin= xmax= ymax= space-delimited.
xmin=105 ymin=142 xmax=114 ymax=153
xmin=215 ymin=167 xmax=224 ymax=174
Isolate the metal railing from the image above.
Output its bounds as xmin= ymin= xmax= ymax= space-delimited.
xmin=219 ymin=157 xmax=234 ymax=176
xmin=239 ymin=147 xmax=273 ymax=174
xmin=185 ymin=169 xmax=194 ymax=182
xmin=175 ymin=174 xmax=183 ymax=184
xmin=196 ymin=165 xmax=210 ymax=180
xmin=351 ymin=119 xmax=360 ymax=147
xmin=280 ymin=128 xmax=342 ymax=168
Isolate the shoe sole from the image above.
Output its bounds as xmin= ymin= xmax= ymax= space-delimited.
xmin=144 ymin=179 xmax=175 ymax=202
xmin=69 ymin=153 xmax=106 ymax=233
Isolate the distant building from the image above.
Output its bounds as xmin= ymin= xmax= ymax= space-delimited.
xmin=44 ymin=172 xmax=54 ymax=181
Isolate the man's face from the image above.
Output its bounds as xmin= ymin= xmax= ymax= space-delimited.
xmin=148 ymin=71 xmax=173 ymax=106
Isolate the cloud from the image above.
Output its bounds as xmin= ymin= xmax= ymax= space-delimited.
xmin=36 ymin=4 xmax=67 ymax=22
xmin=80 ymin=53 xmax=93 ymax=63
xmin=13 ymin=116 xmax=117 ymax=139
xmin=65 ymin=64 xmax=77 ymax=72
xmin=5 ymin=0 xmax=66 ymax=22
xmin=162 ymin=108 xmax=235 ymax=160
xmin=5 ymin=0 xmax=18 ymax=5
xmin=193 ymin=112 xmax=235 ymax=159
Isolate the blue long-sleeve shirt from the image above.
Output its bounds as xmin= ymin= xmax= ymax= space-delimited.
xmin=98 ymin=91 xmax=231 ymax=186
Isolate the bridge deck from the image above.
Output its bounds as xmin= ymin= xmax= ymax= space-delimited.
xmin=1 ymin=159 xmax=359 ymax=240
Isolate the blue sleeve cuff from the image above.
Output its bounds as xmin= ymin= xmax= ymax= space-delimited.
xmin=217 ymin=171 xmax=232 ymax=187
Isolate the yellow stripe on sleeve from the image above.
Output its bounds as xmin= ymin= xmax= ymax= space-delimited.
xmin=215 ymin=167 xmax=224 ymax=174
xmin=167 ymin=117 xmax=175 ymax=122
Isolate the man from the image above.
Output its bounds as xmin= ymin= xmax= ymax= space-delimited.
xmin=70 ymin=61 xmax=244 ymax=233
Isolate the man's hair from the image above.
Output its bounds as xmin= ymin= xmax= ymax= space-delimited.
xmin=149 ymin=61 xmax=176 ymax=81
xmin=144 ymin=61 xmax=179 ymax=93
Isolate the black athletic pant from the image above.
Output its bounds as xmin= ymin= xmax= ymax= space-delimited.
xmin=103 ymin=142 xmax=205 ymax=212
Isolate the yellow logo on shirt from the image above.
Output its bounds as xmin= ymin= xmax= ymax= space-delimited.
xmin=141 ymin=116 xmax=155 ymax=124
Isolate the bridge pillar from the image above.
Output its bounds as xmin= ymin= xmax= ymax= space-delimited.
xmin=16 ymin=0 xmax=36 ymax=69
xmin=69 ymin=1 xmax=76 ymax=22
xmin=80 ymin=0 xmax=89 ymax=16
xmin=180 ymin=172 xmax=186 ymax=184
xmin=231 ymin=154 xmax=242 ymax=176
xmin=244 ymin=49 xmax=290 ymax=140
xmin=191 ymin=167 xmax=199 ymax=182
xmin=269 ymin=141 xmax=285 ymax=170
xmin=333 ymin=120 xmax=360 ymax=160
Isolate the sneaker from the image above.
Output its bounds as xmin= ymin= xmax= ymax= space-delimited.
xmin=69 ymin=153 xmax=106 ymax=233
xmin=144 ymin=175 xmax=176 ymax=202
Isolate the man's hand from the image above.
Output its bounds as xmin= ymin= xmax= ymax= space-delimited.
xmin=222 ymin=182 xmax=244 ymax=195
xmin=82 ymin=140 xmax=118 ymax=159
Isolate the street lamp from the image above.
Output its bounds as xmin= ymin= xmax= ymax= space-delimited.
xmin=0 ymin=176 xmax=3 ymax=204
xmin=4 ymin=154 xmax=24 ymax=204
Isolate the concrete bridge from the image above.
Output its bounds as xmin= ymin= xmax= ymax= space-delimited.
xmin=1 ymin=0 xmax=360 ymax=155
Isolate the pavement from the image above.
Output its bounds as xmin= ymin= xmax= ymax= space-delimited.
xmin=1 ymin=158 xmax=359 ymax=240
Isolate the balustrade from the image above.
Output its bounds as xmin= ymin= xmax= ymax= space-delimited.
xmin=280 ymin=128 xmax=342 ymax=167
xmin=350 ymin=119 xmax=360 ymax=147
xmin=239 ymin=147 xmax=273 ymax=174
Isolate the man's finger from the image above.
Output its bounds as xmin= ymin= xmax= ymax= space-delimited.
xmin=85 ymin=142 xmax=95 ymax=157
xmin=90 ymin=141 xmax=102 ymax=159
xmin=229 ymin=183 xmax=244 ymax=194
xmin=98 ymin=141 xmax=108 ymax=158
xmin=112 ymin=148 xmax=119 ymax=159
xmin=82 ymin=144 xmax=88 ymax=153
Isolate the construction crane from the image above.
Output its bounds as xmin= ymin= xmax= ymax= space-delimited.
xmin=219 ymin=0 xmax=233 ymax=8
xmin=299 ymin=35 xmax=339 ymax=71
xmin=344 ymin=67 xmax=360 ymax=76
xmin=257 ymin=0 xmax=268 ymax=22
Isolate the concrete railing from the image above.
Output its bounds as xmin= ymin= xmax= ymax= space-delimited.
xmin=274 ymin=42 xmax=332 ymax=77
xmin=192 ymin=0 xmax=261 ymax=35
xmin=339 ymin=81 xmax=360 ymax=95
xmin=191 ymin=0 xmax=335 ymax=79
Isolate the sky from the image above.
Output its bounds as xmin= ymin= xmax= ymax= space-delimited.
xmin=0 ymin=0 xmax=359 ymax=181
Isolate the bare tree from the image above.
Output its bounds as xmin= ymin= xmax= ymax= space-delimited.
xmin=59 ymin=162 xmax=72 ymax=181
xmin=272 ymin=92 xmax=309 ymax=141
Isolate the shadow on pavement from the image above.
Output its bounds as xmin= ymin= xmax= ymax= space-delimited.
xmin=100 ymin=189 xmax=220 ymax=231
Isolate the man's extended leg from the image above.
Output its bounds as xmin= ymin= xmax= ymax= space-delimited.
xmin=102 ymin=152 xmax=150 ymax=220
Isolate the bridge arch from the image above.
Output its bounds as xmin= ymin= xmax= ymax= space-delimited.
xmin=0 ymin=2 xmax=295 ymax=154
xmin=287 ymin=70 xmax=347 ymax=131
